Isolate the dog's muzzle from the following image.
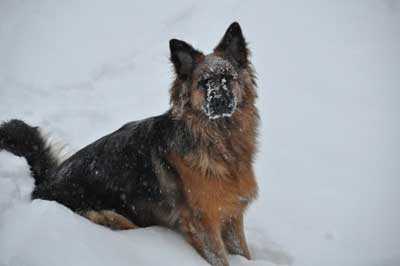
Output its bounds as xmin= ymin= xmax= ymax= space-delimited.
xmin=203 ymin=88 xmax=237 ymax=119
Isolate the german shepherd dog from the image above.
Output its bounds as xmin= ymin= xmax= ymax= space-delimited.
xmin=0 ymin=22 xmax=258 ymax=266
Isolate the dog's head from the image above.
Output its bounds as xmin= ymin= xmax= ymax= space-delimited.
xmin=169 ymin=22 xmax=254 ymax=120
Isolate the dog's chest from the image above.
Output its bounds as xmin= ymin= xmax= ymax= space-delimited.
xmin=185 ymin=175 xmax=256 ymax=221
xmin=168 ymin=153 xmax=257 ymax=221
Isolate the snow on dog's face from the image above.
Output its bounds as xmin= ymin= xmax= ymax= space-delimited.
xmin=169 ymin=22 xmax=250 ymax=120
xmin=192 ymin=56 xmax=239 ymax=119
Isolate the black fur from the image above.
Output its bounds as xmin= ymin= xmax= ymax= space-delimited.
xmin=215 ymin=22 xmax=248 ymax=68
xmin=169 ymin=39 xmax=203 ymax=80
xmin=0 ymin=119 xmax=59 ymax=185
xmin=0 ymin=113 xmax=195 ymax=227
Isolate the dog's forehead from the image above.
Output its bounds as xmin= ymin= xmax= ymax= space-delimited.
xmin=195 ymin=55 xmax=237 ymax=79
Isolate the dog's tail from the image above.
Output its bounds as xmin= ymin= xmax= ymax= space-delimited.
xmin=0 ymin=119 xmax=61 ymax=185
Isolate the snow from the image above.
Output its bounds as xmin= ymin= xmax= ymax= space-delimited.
xmin=1 ymin=1 xmax=399 ymax=266
xmin=200 ymin=56 xmax=238 ymax=119
xmin=203 ymin=78 xmax=237 ymax=120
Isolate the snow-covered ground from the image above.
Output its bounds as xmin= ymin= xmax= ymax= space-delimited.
xmin=0 ymin=1 xmax=399 ymax=266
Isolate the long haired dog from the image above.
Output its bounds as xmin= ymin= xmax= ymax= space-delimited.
xmin=0 ymin=22 xmax=258 ymax=266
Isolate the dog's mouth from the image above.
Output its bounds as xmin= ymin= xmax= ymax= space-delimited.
xmin=203 ymin=88 xmax=237 ymax=120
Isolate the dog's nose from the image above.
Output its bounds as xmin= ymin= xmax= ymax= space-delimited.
xmin=204 ymin=86 xmax=236 ymax=119
xmin=210 ymin=96 xmax=229 ymax=113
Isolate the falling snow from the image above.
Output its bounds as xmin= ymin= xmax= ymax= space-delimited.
xmin=0 ymin=1 xmax=399 ymax=266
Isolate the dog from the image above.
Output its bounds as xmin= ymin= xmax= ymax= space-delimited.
xmin=0 ymin=22 xmax=258 ymax=266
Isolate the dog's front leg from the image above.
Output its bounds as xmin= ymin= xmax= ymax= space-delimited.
xmin=179 ymin=212 xmax=229 ymax=266
xmin=222 ymin=213 xmax=251 ymax=259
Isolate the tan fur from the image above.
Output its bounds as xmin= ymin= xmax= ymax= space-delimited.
xmin=168 ymin=152 xmax=257 ymax=222
xmin=81 ymin=210 xmax=138 ymax=230
xmin=222 ymin=214 xmax=251 ymax=259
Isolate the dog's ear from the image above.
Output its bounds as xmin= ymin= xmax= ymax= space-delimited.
xmin=214 ymin=22 xmax=248 ymax=68
xmin=170 ymin=39 xmax=203 ymax=80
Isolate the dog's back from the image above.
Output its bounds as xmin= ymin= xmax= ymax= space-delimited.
xmin=29 ymin=112 xmax=182 ymax=227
